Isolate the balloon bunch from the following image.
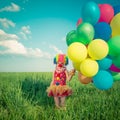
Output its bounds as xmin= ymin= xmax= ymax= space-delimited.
xmin=66 ymin=1 xmax=120 ymax=90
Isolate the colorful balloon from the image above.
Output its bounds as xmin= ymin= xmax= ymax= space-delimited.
xmin=108 ymin=36 xmax=120 ymax=57
xmin=67 ymin=42 xmax=87 ymax=63
xmin=99 ymin=4 xmax=114 ymax=23
xmin=77 ymin=22 xmax=94 ymax=45
xmin=112 ymin=55 xmax=120 ymax=68
xmin=80 ymin=58 xmax=99 ymax=77
xmin=82 ymin=1 xmax=100 ymax=25
xmin=66 ymin=30 xmax=78 ymax=46
xmin=97 ymin=57 xmax=112 ymax=70
xmin=78 ymin=72 xmax=92 ymax=84
xmin=112 ymin=72 xmax=120 ymax=81
xmin=94 ymin=22 xmax=112 ymax=41
xmin=110 ymin=64 xmax=120 ymax=72
xmin=76 ymin=18 xmax=82 ymax=27
xmin=88 ymin=39 xmax=109 ymax=60
xmin=113 ymin=5 xmax=120 ymax=15
xmin=93 ymin=70 xmax=113 ymax=90
xmin=73 ymin=62 xmax=81 ymax=71
xmin=110 ymin=13 xmax=120 ymax=37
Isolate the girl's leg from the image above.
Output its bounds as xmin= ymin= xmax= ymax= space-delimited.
xmin=54 ymin=97 xmax=60 ymax=108
xmin=60 ymin=97 xmax=66 ymax=107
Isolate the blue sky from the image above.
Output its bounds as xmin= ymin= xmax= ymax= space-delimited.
xmin=0 ymin=0 xmax=120 ymax=72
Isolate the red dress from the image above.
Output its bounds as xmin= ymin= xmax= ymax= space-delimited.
xmin=46 ymin=66 xmax=72 ymax=97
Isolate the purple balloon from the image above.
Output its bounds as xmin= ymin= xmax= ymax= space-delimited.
xmin=110 ymin=64 xmax=120 ymax=72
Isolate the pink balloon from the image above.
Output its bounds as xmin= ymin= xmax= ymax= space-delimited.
xmin=76 ymin=18 xmax=82 ymax=27
xmin=98 ymin=4 xmax=102 ymax=7
xmin=99 ymin=4 xmax=114 ymax=23
xmin=110 ymin=64 xmax=120 ymax=72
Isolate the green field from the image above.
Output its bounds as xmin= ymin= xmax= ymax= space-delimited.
xmin=0 ymin=72 xmax=120 ymax=120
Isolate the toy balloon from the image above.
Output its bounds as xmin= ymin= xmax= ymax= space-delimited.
xmin=88 ymin=39 xmax=109 ymax=60
xmin=97 ymin=57 xmax=112 ymax=70
xmin=112 ymin=55 xmax=120 ymax=68
xmin=93 ymin=70 xmax=113 ymax=90
xmin=76 ymin=18 xmax=82 ymax=27
xmin=112 ymin=72 xmax=120 ymax=81
xmin=73 ymin=62 xmax=81 ymax=71
xmin=99 ymin=4 xmax=114 ymax=23
xmin=110 ymin=64 xmax=120 ymax=72
xmin=82 ymin=1 xmax=100 ymax=25
xmin=94 ymin=22 xmax=112 ymax=41
xmin=77 ymin=22 xmax=94 ymax=45
xmin=113 ymin=5 xmax=120 ymax=15
xmin=80 ymin=58 xmax=99 ymax=77
xmin=67 ymin=42 xmax=87 ymax=63
xmin=78 ymin=72 xmax=92 ymax=84
xmin=108 ymin=36 xmax=120 ymax=57
xmin=110 ymin=13 xmax=120 ymax=37
xmin=66 ymin=30 xmax=78 ymax=46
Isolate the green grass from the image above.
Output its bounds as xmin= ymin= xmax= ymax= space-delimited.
xmin=0 ymin=72 xmax=120 ymax=120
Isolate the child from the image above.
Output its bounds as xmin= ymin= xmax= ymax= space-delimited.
xmin=46 ymin=54 xmax=75 ymax=110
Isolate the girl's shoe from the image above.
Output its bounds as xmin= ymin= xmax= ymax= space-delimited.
xmin=55 ymin=105 xmax=61 ymax=109
xmin=61 ymin=106 xmax=66 ymax=110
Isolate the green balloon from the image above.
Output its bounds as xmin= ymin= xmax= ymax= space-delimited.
xmin=66 ymin=30 xmax=78 ymax=46
xmin=108 ymin=36 xmax=120 ymax=57
xmin=77 ymin=22 xmax=94 ymax=45
xmin=113 ymin=55 xmax=120 ymax=68
xmin=111 ymin=72 xmax=120 ymax=81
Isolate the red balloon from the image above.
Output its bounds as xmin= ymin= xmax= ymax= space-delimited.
xmin=76 ymin=18 xmax=82 ymax=27
xmin=99 ymin=4 xmax=114 ymax=23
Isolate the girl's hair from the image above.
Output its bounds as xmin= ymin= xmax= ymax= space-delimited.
xmin=53 ymin=54 xmax=69 ymax=65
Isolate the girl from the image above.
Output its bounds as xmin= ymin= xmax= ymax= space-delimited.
xmin=46 ymin=54 xmax=75 ymax=110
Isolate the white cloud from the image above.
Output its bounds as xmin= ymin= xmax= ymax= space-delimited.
xmin=19 ymin=26 xmax=31 ymax=40
xmin=0 ymin=40 xmax=51 ymax=58
xmin=0 ymin=18 xmax=16 ymax=28
xmin=21 ymin=26 xmax=31 ymax=34
xmin=49 ymin=45 xmax=63 ymax=54
xmin=0 ymin=29 xmax=18 ymax=41
xmin=0 ymin=3 xmax=20 ymax=12
xmin=0 ymin=40 xmax=27 ymax=55
xmin=0 ymin=29 xmax=51 ymax=58
xmin=26 ymin=48 xmax=51 ymax=58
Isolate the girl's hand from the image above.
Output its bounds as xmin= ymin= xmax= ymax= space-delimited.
xmin=69 ymin=69 xmax=76 ymax=77
xmin=66 ymin=69 xmax=76 ymax=81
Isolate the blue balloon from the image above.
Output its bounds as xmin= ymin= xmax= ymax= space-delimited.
xmin=93 ymin=70 xmax=113 ymax=90
xmin=113 ymin=5 xmax=120 ymax=15
xmin=94 ymin=22 xmax=112 ymax=41
xmin=97 ymin=57 xmax=112 ymax=70
xmin=82 ymin=1 xmax=100 ymax=25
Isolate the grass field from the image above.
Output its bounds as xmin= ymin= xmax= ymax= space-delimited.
xmin=0 ymin=72 xmax=120 ymax=120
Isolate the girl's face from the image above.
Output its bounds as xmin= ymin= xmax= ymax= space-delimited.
xmin=57 ymin=62 xmax=64 ymax=68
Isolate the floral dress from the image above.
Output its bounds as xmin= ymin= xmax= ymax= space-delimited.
xmin=46 ymin=65 xmax=72 ymax=97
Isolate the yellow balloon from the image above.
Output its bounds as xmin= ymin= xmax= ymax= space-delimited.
xmin=80 ymin=58 xmax=99 ymax=77
xmin=67 ymin=42 xmax=87 ymax=62
xmin=73 ymin=62 xmax=81 ymax=71
xmin=88 ymin=39 xmax=109 ymax=60
xmin=110 ymin=13 xmax=120 ymax=37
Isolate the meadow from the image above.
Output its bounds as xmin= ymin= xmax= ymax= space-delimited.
xmin=0 ymin=72 xmax=120 ymax=120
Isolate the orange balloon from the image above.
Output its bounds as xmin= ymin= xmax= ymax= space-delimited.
xmin=78 ymin=72 xmax=92 ymax=84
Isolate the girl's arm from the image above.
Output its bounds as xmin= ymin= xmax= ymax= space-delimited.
xmin=50 ymin=72 xmax=54 ymax=86
xmin=66 ymin=69 xmax=76 ymax=81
